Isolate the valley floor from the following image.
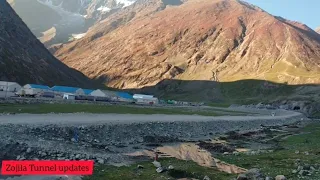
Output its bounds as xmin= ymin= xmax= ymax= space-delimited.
xmin=2 ymin=121 xmax=320 ymax=180
xmin=0 ymin=105 xmax=308 ymax=179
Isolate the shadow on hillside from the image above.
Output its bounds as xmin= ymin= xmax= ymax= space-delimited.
xmin=128 ymin=79 xmax=320 ymax=104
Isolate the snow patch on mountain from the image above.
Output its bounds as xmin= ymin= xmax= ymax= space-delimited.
xmin=72 ymin=33 xmax=87 ymax=39
xmin=37 ymin=0 xmax=86 ymax=36
xmin=97 ymin=6 xmax=111 ymax=12
xmin=117 ymin=0 xmax=135 ymax=7
xmin=38 ymin=0 xmax=136 ymax=14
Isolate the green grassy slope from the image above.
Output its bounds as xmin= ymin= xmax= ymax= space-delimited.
xmin=84 ymin=158 xmax=234 ymax=180
xmin=219 ymin=123 xmax=320 ymax=179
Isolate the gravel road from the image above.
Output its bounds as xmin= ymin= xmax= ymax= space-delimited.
xmin=0 ymin=109 xmax=302 ymax=126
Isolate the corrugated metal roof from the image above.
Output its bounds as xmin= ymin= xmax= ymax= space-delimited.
xmin=116 ymin=92 xmax=133 ymax=99
xmin=83 ymin=89 xmax=94 ymax=95
xmin=51 ymin=86 xmax=81 ymax=93
xmin=133 ymin=94 xmax=154 ymax=99
xmin=27 ymin=84 xmax=50 ymax=90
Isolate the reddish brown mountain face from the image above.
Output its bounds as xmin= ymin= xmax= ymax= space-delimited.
xmin=55 ymin=0 xmax=320 ymax=89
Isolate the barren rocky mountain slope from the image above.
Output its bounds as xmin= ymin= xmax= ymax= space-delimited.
xmin=0 ymin=0 xmax=95 ymax=87
xmin=316 ymin=27 xmax=320 ymax=34
xmin=7 ymin=0 xmax=61 ymax=37
xmin=55 ymin=0 xmax=320 ymax=89
xmin=8 ymin=0 xmax=136 ymax=46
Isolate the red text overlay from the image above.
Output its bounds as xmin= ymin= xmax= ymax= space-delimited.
xmin=1 ymin=161 xmax=94 ymax=175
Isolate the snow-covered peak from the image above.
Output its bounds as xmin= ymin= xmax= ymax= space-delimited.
xmin=38 ymin=0 xmax=137 ymax=15
xmin=96 ymin=0 xmax=135 ymax=12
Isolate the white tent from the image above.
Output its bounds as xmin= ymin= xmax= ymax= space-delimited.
xmin=90 ymin=89 xmax=117 ymax=98
xmin=0 ymin=81 xmax=21 ymax=92
xmin=20 ymin=84 xmax=52 ymax=95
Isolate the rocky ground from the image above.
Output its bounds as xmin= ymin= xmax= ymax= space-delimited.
xmin=0 ymin=109 xmax=307 ymax=179
xmin=82 ymin=118 xmax=320 ymax=180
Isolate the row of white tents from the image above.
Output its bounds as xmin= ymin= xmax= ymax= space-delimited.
xmin=0 ymin=81 xmax=159 ymax=104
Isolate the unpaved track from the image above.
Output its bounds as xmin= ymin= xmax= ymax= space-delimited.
xmin=0 ymin=109 xmax=303 ymax=126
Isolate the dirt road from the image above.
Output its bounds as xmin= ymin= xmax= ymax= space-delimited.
xmin=0 ymin=109 xmax=302 ymax=126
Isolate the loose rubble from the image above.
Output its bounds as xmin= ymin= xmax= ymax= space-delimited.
xmin=0 ymin=113 xmax=303 ymax=166
xmin=0 ymin=109 xmax=311 ymax=180
xmin=293 ymin=162 xmax=320 ymax=178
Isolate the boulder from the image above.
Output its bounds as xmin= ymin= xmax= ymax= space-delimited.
xmin=203 ymin=175 xmax=211 ymax=180
xmin=275 ymin=175 xmax=286 ymax=180
xmin=237 ymin=174 xmax=247 ymax=180
xmin=245 ymin=168 xmax=264 ymax=179
xmin=75 ymin=154 xmax=81 ymax=159
xmin=299 ymin=170 xmax=308 ymax=176
xmin=303 ymin=164 xmax=311 ymax=170
xmin=152 ymin=161 xmax=162 ymax=168
xmin=292 ymin=170 xmax=297 ymax=174
xmin=156 ymin=167 xmax=165 ymax=173
xmin=233 ymin=151 xmax=240 ymax=156
xmin=97 ymin=158 xmax=104 ymax=164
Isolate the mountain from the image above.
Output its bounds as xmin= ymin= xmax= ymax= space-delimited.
xmin=7 ymin=0 xmax=61 ymax=37
xmin=55 ymin=0 xmax=320 ymax=89
xmin=316 ymin=27 xmax=320 ymax=34
xmin=8 ymin=0 xmax=136 ymax=46
xmin=0 ymin=0 xmax=95 ymax=87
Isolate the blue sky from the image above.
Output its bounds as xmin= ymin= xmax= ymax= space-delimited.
xmin=244 ymin=0 xmax=319 ymax=29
